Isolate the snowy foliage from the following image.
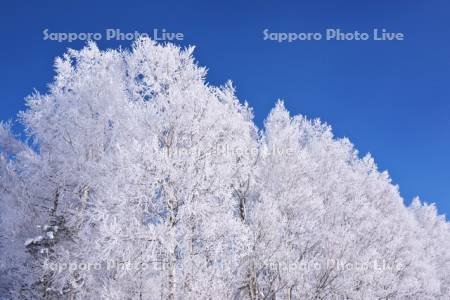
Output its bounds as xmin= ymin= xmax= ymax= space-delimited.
xmin=0 ymin=38 xmax=449 ymax=299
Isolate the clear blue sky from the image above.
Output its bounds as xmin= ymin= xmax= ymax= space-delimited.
xmin=1 ymin=0 xmax=449 ymax=216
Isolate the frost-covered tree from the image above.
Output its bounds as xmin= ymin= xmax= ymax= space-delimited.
xmin=1 ymin=39 xmax=257 ymax=299
xmin=1 ymin=39 xmax=449 ymax=299
xmin=410 ymin=197 xmax=450 ymax=297
xmin=0 ymin=122 xmax=42 ymax=299
xmin=251 ymin=101 xmax=441 ymax=299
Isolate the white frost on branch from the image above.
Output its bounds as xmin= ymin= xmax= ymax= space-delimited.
xmin=0 ymin=38 xmax=449 ymax=299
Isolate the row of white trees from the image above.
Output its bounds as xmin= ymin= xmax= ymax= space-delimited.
xmin=0 ymin=39 xmax=449 ymax=299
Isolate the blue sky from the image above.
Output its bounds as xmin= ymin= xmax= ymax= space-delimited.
xmin=1 ymin=0 xmax=449 ymax=216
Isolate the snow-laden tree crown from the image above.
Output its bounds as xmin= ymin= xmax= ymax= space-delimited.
xmin=1 ymin=38 xmax=449 ymax=299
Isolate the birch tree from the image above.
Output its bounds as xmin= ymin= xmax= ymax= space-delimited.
xmin=1 ymin=39 xmax=449 ymax=300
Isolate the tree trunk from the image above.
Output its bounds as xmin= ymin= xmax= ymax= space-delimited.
xmin=167 ymin=196 xmax=177 ymax=300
